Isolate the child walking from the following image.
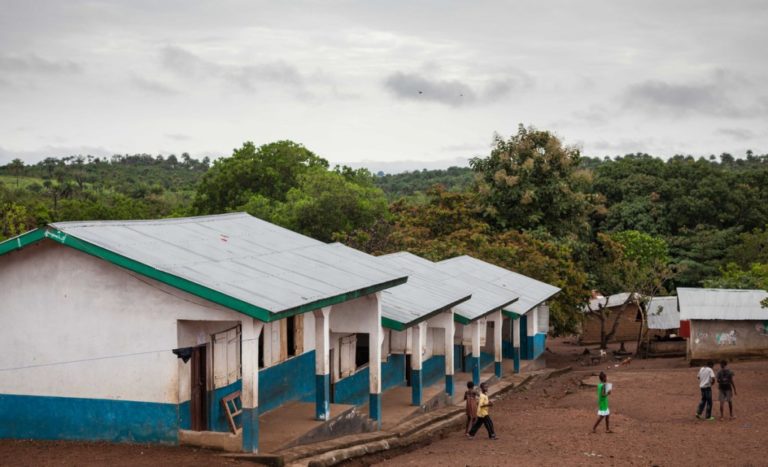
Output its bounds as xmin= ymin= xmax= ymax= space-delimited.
xmin=467 ymin=383 xmax=497 ymax=440
xmin=463 ymin=381 xmax=478 ymax=435
xmin=592 ymin=372 xmax=612 ymax=433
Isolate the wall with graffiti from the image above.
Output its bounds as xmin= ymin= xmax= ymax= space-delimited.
xmin=688 ymin=320 xmax=768 ymax=360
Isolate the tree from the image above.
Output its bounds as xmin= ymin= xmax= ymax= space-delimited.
xmin=342 ymin=187 xmax=590 ymax=334
xmin=193 ymin=141 xmax=329 ymax=214
xmin=470 ymin=125 xmax=592 ymax=238
xmin=8 ymin=159 xmax=25 ymax=188
xmin=1 ymin=202 xmax=31 ymax=240
xmin=242 ymin=167 xmax=389 ymax=242
xmin=588 ymin=230 xmax=673 ymax=350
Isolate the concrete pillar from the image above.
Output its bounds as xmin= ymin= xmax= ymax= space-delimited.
xmin=471 ymin=319 xmax=481 ymax=385
xmin=369 ymin=293 xmax=383 ymax=428
xmin=241 ymin=318 xmax=263 ymax=453
xmin=314 ymin=307 xmax=331 ymax=421
xmin=442 ymin=311 xmax=455 ymax=396
xmin=411 ymin=322 xmax=425 ymax=406
xmin=527 ymin=308 xmax=538 ymax=359
xmin=491 ymin=310 xmax=503 ymax=378
xmin=512 ymin=316 xmax=521 ymax=373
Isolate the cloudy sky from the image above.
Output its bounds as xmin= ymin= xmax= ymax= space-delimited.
xmin=1 ymin=0 xmax=767 ymax=172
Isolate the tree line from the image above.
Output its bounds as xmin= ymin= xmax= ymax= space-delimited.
xmin=2 ymin=127 xmax=767 ymax=332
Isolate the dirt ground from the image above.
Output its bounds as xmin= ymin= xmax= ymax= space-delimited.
xmin=0 ymin=441 xmax=245 ymax=467
xmin=372 ymin=338 xmax=768 ymax=467
xmin=1 ymin=338 xmax=765 ymax=467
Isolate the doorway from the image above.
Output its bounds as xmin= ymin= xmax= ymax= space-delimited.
xmin=190 ymin=345 xmax=208 ymax=431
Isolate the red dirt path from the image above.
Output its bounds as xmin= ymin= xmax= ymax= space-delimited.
xmin=371 ymin=338 xmax=768 ymax=467
xmin=1 ymin=339 xmax=765 ymax=466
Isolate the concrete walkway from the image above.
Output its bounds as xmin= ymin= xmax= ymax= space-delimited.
xmin=258 ymin=401 xmax=355 ymax=453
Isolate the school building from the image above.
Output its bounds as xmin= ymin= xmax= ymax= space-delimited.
xmin=0 ymin=213 xmax=408 ymax=452
xmin=0 ymin=213 xmax=560 ymax=453
xmin=436 ymin=256 xmax=560 ymax=373
xmin=677 ymin=287 xmax=768 ymax=361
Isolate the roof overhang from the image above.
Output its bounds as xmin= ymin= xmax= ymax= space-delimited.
xmin=382 ymin=294 xmax=471 ymax=331
xmin=454 ymin=297 xmax=519 ymax=324
xmin=0 ymin=227 xmax=408 ymax=322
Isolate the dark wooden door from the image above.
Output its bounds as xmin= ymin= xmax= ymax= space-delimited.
xmin=190 ymin=346 xmax=208 ymax=431
xmin=405 ymin=354 xmax=412 ymax=386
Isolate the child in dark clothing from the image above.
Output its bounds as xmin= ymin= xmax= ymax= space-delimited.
xmin=716 ymin=360 xmax=737 ymax=420
xmin=463 ymin=381 xmax=478 ymax=435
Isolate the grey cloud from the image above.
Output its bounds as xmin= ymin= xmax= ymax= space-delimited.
xmin=384 ymin=71 xmax=475 ymax=106
xmin=621 ymin=71 xmax=768 ymax=118
xmin=0 ymin=54 xmax=82 ymax=74
xmin=131 ymin=76 xmax=179 ymax=95
xmin=160 ymin=45 xmax=305 ymax=94
xmin=384 ymin=69 xmax=531 ymax=106
xmin=717 ymin=128 xmax=754 ymax=139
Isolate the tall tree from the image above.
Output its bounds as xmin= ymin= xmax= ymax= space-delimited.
xmin=193 ymin=141 xmax=328 ymax=214
xmin=470 ymin=125 xmax=592 ymax=238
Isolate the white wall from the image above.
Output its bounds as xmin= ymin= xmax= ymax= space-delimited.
xmin=0 ymin=241 xmax=252 ymax=404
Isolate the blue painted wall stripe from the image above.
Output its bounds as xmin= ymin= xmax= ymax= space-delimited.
xmin=421 ymin=355 xmax=445 ymax=388
xmin=369 ymin=393 xmax=382 ymax=429
xmin=445 ymin=375 xmax=454 ymax=396
xmin=0 ymin=393 xmax=178 ymax=444
xmin=258 ymin=351 xmax=315 ymax=414
xmin=472 ymin=356 xmax=481 ymax=385
xmin=241 ymin=407 xmax=259 ymax=453
xmin=315 ymin=374 xmax=330 ymax=420
xmin=209 ymin=379 xmax=242 ymax=433
xmin=333 ymin=354 xmax=406 ymax=406
xmin=411 ymin=369 xmax=423 ymax=406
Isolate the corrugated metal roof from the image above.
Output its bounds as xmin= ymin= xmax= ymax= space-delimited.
xmin=646 ymin=296 xmax=679 ymax=330
xmin=331 ymin=248 xmax=472 ymax=329
xmin=437 ymin=255 xmax=560 ymax=315
xmin=410 ymin=255 xmax=519 ymax=322
xmin=49 ymin=213 xmax=408 ymax=317
xmin=585 ymin=292 xmax=639 ymax=312
xmin=678 ymin=287 xmax=768 ymax=321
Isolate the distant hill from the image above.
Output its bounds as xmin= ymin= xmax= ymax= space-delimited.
xmin=373 ymin=166 xmax=474 ymax=199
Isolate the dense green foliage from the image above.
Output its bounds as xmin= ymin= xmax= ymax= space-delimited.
xmin=3 ymin=129 xmax=768 ymax=331
xmin=373 ymin=167 xmax=473 ymax=199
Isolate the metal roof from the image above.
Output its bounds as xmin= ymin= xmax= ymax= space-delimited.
xmin=646 ymin=296 xmax=680 ymax=330
xmin=405 ymin=255 xmax=518 ymax=323
xmin=677 ymin=287 xmax=768 ymax=321
xmin=331 ymin=248 xmax=472 ymax=330
xmin=37 ymin=213 xmax=408 ymax=320
xmin=437 ymin=255 xmax=560 ymax=315
xmin=585 ymin=292 xmax=640 ymax=312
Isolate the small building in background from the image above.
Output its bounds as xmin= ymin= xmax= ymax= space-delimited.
xmin=642 ymin=296 xmax=685 ymax=357
xmin=677 ymin=287 xmax=768 ymax=362
xmin=580 ymin=293 xmax=644 ymax=345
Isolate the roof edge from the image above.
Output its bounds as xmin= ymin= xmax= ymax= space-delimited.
xmin=5 ymin=226 xmax=407 ymax=323
xmin=383 ymin=294 xmax=471 ymax=331
xmin=0 ymin=228 xmax=46 ymax=257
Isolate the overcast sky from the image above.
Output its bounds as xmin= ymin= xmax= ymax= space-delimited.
xmin=1 ymin=0 xmax=767 ymax=172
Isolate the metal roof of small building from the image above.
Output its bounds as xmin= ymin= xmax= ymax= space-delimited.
xmin=16 ymin=213 xmax=408 ymax=321
xmin=677 ymin=287 xmax=768 ymax=321
xmin=393 ymin=255 xmax=517 ymax=323
xmin=331 ymin=248 xmax=472 ymax=330
xmin=646 ymin=296 xmax=680 ymax=330
xmin=585 ymin=292 xmax=640 ymax=312
xmin=437 ymin=255 xmax=560 ymax=315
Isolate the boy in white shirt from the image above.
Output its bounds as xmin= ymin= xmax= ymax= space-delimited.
xmin=695 ymin=361 xmax=716 ymax=421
